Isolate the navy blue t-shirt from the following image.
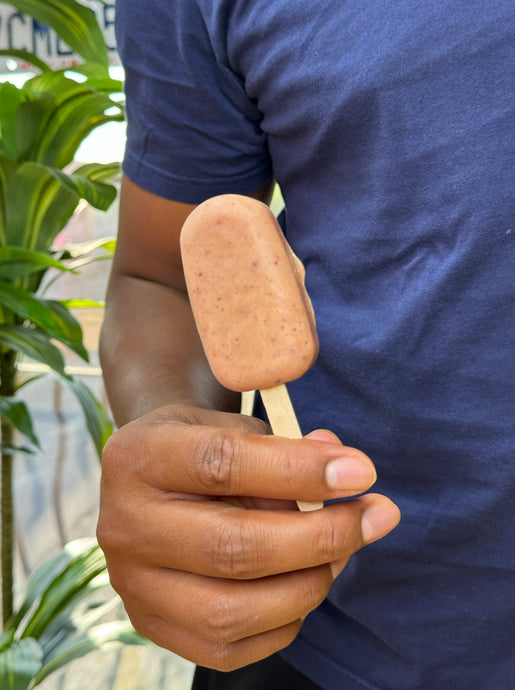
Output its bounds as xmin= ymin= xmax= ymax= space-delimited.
xmin=116 ymin=1 xmax=515 ymax=688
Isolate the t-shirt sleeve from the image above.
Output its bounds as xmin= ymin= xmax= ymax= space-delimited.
xmin=115 ymin=0 xmax=273 ymax=204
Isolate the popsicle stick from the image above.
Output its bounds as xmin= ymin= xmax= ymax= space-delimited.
xmin=259 ymin=384 xmax=324 ymax=512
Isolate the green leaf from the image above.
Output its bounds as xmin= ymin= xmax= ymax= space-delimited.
xmin=0 ymin=282 xmax=88 ymax=360
xmin=25 ymin=163 xmax=117 ymax=212
xmin=0 ymin=638 xmax=43 ymax=690
xmin=6 ymin=538 xmax=97 ymax=633
xmin=14 ymin=373 xmax=44 ymax=393
xmin=34 ymin=621 xmax=146 ymax=686
xmin=0 ymin=325 xmax=66 ymax=375
xmin=1 ymin=153 xmax=77 ymax=250
xmin=60 ymin=299 xmax=104 ymax=309
xmin=0 ymin=397 xmax=40 ymax=448
xmin=3 ymin=159 xmax=119 ymax=252
xmin=0 ymin=49 xmax=51 ymax=74
xmin=38 ymin=594 xmax=118 ymax=659
xmin=20 ymin=542 xmax=107 ymax=640
xmin=65 ymin=62 xmax=123 ymax=89
xmin=74 ymin=162 xmax=121 ymax=185
xmin=56 ymin=236 xmax=116 ymax=260
xmin=23 ymin=72 xmax=124 ymax=167
xmin=58 ymin=375 xmax=112 ymax=458
xmin=42 ymin=299 xmax=88 ymax=359
xmin=0 ymin=630 xmax=15 ymax=653
xmin=0 ymin=247 xmax=73 ymax=281
xmin=1 ymin=443 xmax=37 ymax=456
xmin=0 ymin=83 xmax=25 ymax=160
xmin=8 ymin=0 xmax=109 ymax=68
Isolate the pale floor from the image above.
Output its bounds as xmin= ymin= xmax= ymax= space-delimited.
xmin=14 ymin=200 xmax=195 ymax=690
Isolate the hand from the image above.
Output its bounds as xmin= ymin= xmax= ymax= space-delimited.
xmin=97 ymin=404 xmax=400 ymax=671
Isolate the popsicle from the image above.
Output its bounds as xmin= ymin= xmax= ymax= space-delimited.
xmin=180 ymin=194 xmax=323 ymax=511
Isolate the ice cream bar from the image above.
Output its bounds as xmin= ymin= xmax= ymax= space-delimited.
xmin=181 ymin=194 xmax=323 ymax=511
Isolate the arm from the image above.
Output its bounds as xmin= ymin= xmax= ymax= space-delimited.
xmin=97 ymin=175 xmax=400 ymax=670
xmin=100 ymin=174 xmax=274 ymax=423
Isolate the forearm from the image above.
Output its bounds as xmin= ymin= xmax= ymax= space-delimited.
xmin=100 ymin=271 xmax=240 ymax=426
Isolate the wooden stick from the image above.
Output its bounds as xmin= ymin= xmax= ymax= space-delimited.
xmin=259 ymin=384 xmax=324 ymax=512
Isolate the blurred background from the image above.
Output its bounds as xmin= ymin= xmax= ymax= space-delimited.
xmin=1 ymin=2 xmax=195 ymax=687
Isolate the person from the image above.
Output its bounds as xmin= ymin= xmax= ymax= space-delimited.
xmin=97 ymin=1 xmax=515 ymax=688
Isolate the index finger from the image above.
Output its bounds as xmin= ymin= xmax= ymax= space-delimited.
xmin=104 ymin=417 xmax=377 ymax=503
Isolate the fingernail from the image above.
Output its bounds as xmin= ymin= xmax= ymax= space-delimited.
xmin=325 ymin=457 xmax=377 ymax=491
xmin=361 ymin=499 xmax=401 ymax=544
xmin=305 ymin=429 xmax=342 ymax=444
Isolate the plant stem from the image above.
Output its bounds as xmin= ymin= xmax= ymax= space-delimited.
xmin=1 ymin=350 xmax=17 ymax=628
xmin=1 ymin=426 xmax=13 ymax=628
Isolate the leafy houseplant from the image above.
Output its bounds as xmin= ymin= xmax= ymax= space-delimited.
xmin=0 ymin=1 xmax=146 ymax=686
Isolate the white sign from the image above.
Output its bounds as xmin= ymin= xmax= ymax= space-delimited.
xmin=0 ymin=1 xmax=118 ymax=72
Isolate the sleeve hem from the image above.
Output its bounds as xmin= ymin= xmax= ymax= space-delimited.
xmin=122 ymin=148 xmax=273 ymax=205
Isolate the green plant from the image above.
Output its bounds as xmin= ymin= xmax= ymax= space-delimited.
xmin=0 ymin=539 xmax=147 ymax=690
xmin=0 ymin=1 xmax=145 ymax=686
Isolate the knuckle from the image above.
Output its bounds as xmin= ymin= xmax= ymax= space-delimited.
xmin=209 ymin=642 xmax=242 ymax=672
xmin=315 ymin=518 xmax=347 ymax=563
xmin=101 ymin=424 xmax=141 ymax=487
xmin=124 ymin=609 xmax=154 ymax=642
xmin=100 ymin=430 xmax=124 ymax=476
xmin=196 ymin=430 xmax=243 ymax=493
xmin=203 ymin=594 xmax=241 ymax=643
xmin=301 ymin=567 xmax=333 ymax=614
xmin=106 ymin=567 xmax=131 ymax=600
xmin=210 ymin=518 xmax=256 ymax=579
xmin=96 ymin=515 xmax=123 ymax=559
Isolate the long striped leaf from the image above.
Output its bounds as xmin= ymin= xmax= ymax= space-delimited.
xmin=0 ymin=325 xmax=66 ymax=375
xmin=38 ymin=593 xmax=117 ymax=659
xmin=34 ymin=621 xmax=146 ymax=686
xmin=2 ymin=157 xmax=70 ymax=249
xmin=57 ymin=236 xmax=116 ymax=260
xmin=6 ymin=539 xmax=97 ymax=633
xmin=8 ymin=0 xmax=108 ymax=68
xmin=20 ymin=543 xmax=106 ymax=640
xmin=22 ymin=162 xmax=118 ymax=211
xmin=0 ymin=83 xmax=25 ymax=160
xmin=0 ymin=247 xmax=73 ymax=280
xmin=0 ymin=49 xmax=50 ymax=73
xmin=58 ymin=374 xmax=112 ymax=458
xmin=24 ymin=71 xmax=123 ymax=167
xmin=0 ymin=281 xmax=88 ymax=360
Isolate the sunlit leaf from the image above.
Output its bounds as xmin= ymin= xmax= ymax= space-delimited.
xmin=38 ymin=592 xmax=117 ymax=659
xmin=24 ymin=163 xmax=118 ymax=211
xmin=6 ymin=539 xmax=97 ymax=633
xmin=34 ymin=621 xmax=146 ymax=685
xmin=60 ymin=299 xmax=104 ymax=309
xmin=0 ymin=49 xmax=50 ymax=74
xmin=56 ymin=236 xmax=116 ymax=260
xmin=24 ymin=72 xmax=123 ymax=167
xmin=1 ymin=156 xmax=73 ymax=249
xmin=8 ymin=0 xmax=109 ymax=68
xmin=20 ymin=543 xmax=106 ymax=640
xmin=3 ymin=161 xmax=118 ymax=252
